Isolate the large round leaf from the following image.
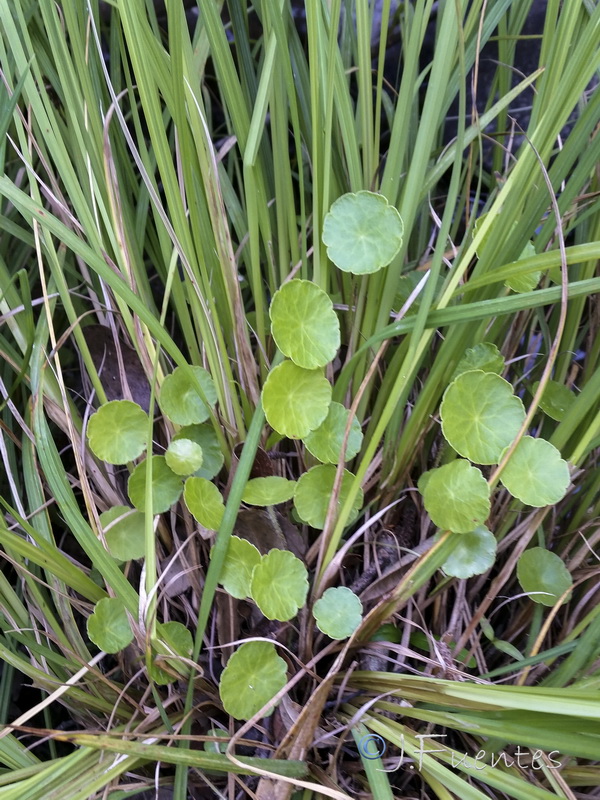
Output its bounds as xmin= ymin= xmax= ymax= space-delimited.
xmin=303 ymin=402 xmax=363 ymax=463
xmin=160 ymin=365 xmax=217 ymax=425
xmin=322 ymin=191 xmax=403 ymax=274
xmin=294 ymin=465 xmax=363 ymax=529
xmin=517 ymin=547 xmax=573 ymax=606
xmin=241 ymin=477 xmax=296 ymax=506
xmin=87 ymin=597 xmax=133 ymax=653
xmin=419 ymin=460 xmax=490 ymax=533
xmin=87 ymin=400 xmax=148 ymax=465
xmin=440 ymin=370 xmax=525 ymax=464
xmin=269 ymin=280 xmax=340 ymax=369
xmin=500 ymin=437 xmax=570 ymax=506
xmin=99 ymin=505 xmax=146 ymax=561
xmin=173 ymin=423 xmax=224 ymax=479
xmin=313 ymin=587 xmax=363 ymax=640
xmin=440 ymin=526 xmax=497 ymax=579
xmin=262 ymin=361 xmax=332 ymax=439
xmin=219 ymin=642 xmax=287 ymax=720
xmin=184 ymin=477 xmax=225 ymax=530
xmin=250 ymin=550 xmax=309 ymax=621
xmin=165 ymin=438 xmax=203 ymax=476
xmin=127 ymin=456 xmax=183 ymax=514
xmin=217 ymin=536 xmax=261 ymax=599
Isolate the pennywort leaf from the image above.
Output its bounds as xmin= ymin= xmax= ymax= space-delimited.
xmin=241 ymin=477 xmax=297 ymax=506
xmin=184 ymin=477 xmax=225 ymax=530
xmin=250 ymin=549 xmax=309 ymax=621
xmin=127 ymin=456 xmax=183 ymax=514
xmin=217 ymin=536 xmax=261 ymax=599
xmin=517 ymin=547 xmax=573 ymax=606
xmin=419 ymin=460 xmax=490 ymax=533
xmin=87 ymin=597 xmax=133 ymax=653
xmin=303 ymin=401 xmax=363 ymax=463
xmin=294 ymin=465 xmax=363 ymax=529
xmin=440 ymin=526 xmax=497 ymax=579
xmin=165 ymin=438 xmax=204 ymax=476
xmin=87 ymin=400 xmax=148 ymax=464
xmin=219 ymin=642 xmax=287 ymax=720
xmin=313 ymin=587 xmax=363 ymax=640
xmin=99 ymin=505 xmax=146 ymax=561
xmin=500 ymin=437 xmax=570 ymax=506
xmin=160 ymin=365 xmax=217 ymax=425
xmin=262 ymin=361 xmax=332 ymax=439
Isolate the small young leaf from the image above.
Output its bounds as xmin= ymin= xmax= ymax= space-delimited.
xmin=313 ymin=587 xmax=363 ymax=639
xmin=517 ymin=547 xmax=573 ymax=606
xmin=322 ymin=191 xmax=403 ymax=274
xmin=99 ymin=505 xmax=146 ymax=561
xmin=440 ymin=370 xmax=526 ymax=464
xmin=173 ymin=423 xmax=224 ymax=479
xmin=419 ymin=460 xmax=490 ymax=533
xmin=87 ymin=400 xmax=148 ymax=464
xmin=262 ymin=361 xmax=332 ymax=439
xmin=303 ymin=402 xmax=363 ymax=463
xmin=505 ymin=241 xmax=540 ymax=293
xmin=532 ymin=380 xmax=576 ymax=422
xmin=499 ymin=436 xmax=570 ymax=506
xmin=150 ymin=621 xmax=193 ymax=685
xmin=184 ymin=476 xmax=225 ymax=529
xmin=269 ymin=280 xmax=340 ymax=369
xmin=219 ymin=641 xmax=287 ymax=720
xmin=440 ymin=526 xmax=497 ymax=579
xmin=165 ymin=438 xmax=204 ymax=476
xmin=160 ymin=365 xmax=217 ymax=425
xmin=127 ymin=456 xmax=183 ymax=514
xmin=218 ymin=535 xmax=261 ymax=599
xmin=87 ymin=597 xmax=133 ymax=653
xmin=451 ymin=343 xmax=505 ymax=381
xmin=250 ymin=550 xmax=309 ymax=620
xmin=241 ymin=477 xmax=297 ymax=506
xmin=294 ymin=465 xmax=363 ymax=529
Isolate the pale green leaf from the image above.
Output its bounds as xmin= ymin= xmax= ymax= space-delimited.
xmin=184 ymin=477 xmax=225 ymax=530
xmin=322 ymin=191 xmax=403 ymax=274
xmin=87 ymin=597 xmax=133 ymax=654
xmin=269 ymin=279 xmax=340 ymax=368
xmin=219 ymin=642 xmax=287 ymax=720
xmin=303 ymin=401 xmax=363 ymax=463
xmin=87 ymin=400 xmax=148 ymax=465
xmin=165 ymin=438 xmax=204 ymax=476
xmin=313 ymin=587 xmax=363 ymax=639
xmin=250 ymin=549 xmax=309 ymax=621
xmin=533 ymin=380 xmax=577 ymax=422
xmin=99 ymin=505 xmax=146 ymax=561
xmin=441 ymin=370 xmax=526 ymax=464
xmin=451 ymin=342 xmax=505 ymax=381
xmin=441 ymin=526 xmax=497 ymax=579
xmin=506 ymin=241 xmax=540 ymax=292
xmin=160 ymin=365 xmax=217 ymax=425
xmin=419 ymin=460 xmax=490 ymax=533
xmin=500 ymin=437 xmax=570 ymax=506
xmin=517 ymin=547 xmax=573 ymax=606
xmin=241 ymin=477 xmax=297 ymax=506
xmin=127 ymin=456 xmax=183 ymax=514
xmin=150 ymin=621 xmax=193 ymax=685
xmin=262 ymin=361 xmax=332 ymax=439
xmin=294 ymin=465 xmax=363 ymax=529
xmin=173 ymin=423 xmax=224 ymax=479
xmin=218 ymin=536 xmax=261 ymax=599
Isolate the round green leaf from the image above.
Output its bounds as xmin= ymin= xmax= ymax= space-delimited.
xmin=262 ymin=361 xmax=332 ymax=439
xmin=441 ymin=526 xmax=497 ymax=579
xmin=219 ymin=641 xmax=287 ymax=720
xmin=313 ymin=587 xmax=363 ymax=640
xmin=87 ymin=597 xmax=133 ymax=654
xmin=419 ymin=460 xmax=490 ymax=533
xmin=499 ymin=436 xmax=570 ymax=506
xmin=517 ymin=547 xmax=573 ymax=606
xmin=250 ymin=549 xmax=309 ymax=621
xmin=440 ymin=371 xmax=526 ymax=464
xmin=303 ymin=402 xmax=363 ymax=463
xmin=160 ymin=365 xmax=217 ymax=425
xmin=218 ymin=535 xmax=261 ymax=599
xmin=150 ymin=621 xmax=193 ymax=685
xmin=165 ymin=438 xmax=203 ymax=476
xmin=173 ymin=423 xmax=224 ymax=479
xmin=87 ymin=400 xmax=148 ymax=465
xmin=99 ymin=505 xmax=146 ymax=561
xmin=127 ymin=456 xmax=183 ymax=514
xmin=184 ymin=476 xmax=225 ymax=529
xmin=294 ymin=465 xmax=363 ymax=529
xmin=533 ymin=380 xmax=576 ymax=422
xmin=241 ymin=477 xmax=297 ymax=506
xmin=322 ymin=191 xmax=404 ymax=274
xmin=269 ymin=280 xmax=340 ymax=369
xmin=451 ymin=343 xmax=505 ymax=381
